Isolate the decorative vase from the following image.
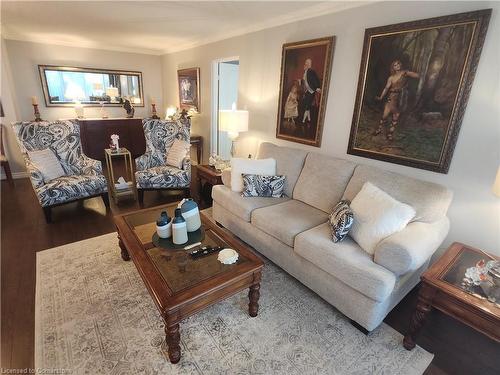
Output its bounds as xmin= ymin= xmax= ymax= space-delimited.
xmin=180 ymin=198 xmax=201 ymax=232
xmin=172 ymin=208 xmax=188 ymax=245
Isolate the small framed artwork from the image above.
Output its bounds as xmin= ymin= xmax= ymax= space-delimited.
xmin=276 ymin=36 xmax=335 ymax=147
xmin=177 ymin=67 xmax=200 ymax=112
xmin=347 ymin=9 xmax=491 ymax=173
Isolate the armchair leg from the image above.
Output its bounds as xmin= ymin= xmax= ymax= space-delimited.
xmin=43 ymin=206 xmax=52 ymax=223
xmin=138 ymin=189 xmax=144 ymax=207
xmin=101 ymin=192 xmax=110 ymax=208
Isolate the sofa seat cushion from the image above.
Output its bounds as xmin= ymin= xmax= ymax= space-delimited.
xmin=251 ymin=200 xmax=328 ymax=247
xmin=212 ymin=185 xmax=289 ymax=222
xmin=295 ymin=223 xmax=396 ymax=302
xmin=36 ymin=174 xmax=108 ymax=207
xmin=135 ymin=165 xmax=190 ymax=189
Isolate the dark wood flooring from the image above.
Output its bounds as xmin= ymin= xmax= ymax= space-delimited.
xmin=2 ymin=173 xmax=499 ymax=373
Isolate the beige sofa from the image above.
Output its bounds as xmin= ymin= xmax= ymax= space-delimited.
xmin=212 ymin=142 xmax=453 ymax=331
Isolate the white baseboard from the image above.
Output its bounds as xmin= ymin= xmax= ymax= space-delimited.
xmin=0 ymin=171 xmax=29 ymax=180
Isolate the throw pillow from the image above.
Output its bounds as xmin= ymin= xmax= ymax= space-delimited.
xmin=349 ymin=181 xmax=416 ymax=255
xmin=328 ymin=200 xmax=354 ymax=243
xmin=230 ymin=158 xmax=276 ymax=192
xmin=27 ymin=148 xmax=65 ymax=182
xmin=241 ymin=174 xmax=285 ymax=197
xmin=166 ymin=139 xmax=190 ymax=169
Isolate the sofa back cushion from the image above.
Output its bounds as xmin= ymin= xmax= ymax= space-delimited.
xmin=257 ymin=142 xmax=308 ymax=197
xmin=343 ymin=165 xmax=453 ymax=223
xmin=293 ymin=152 xmax=357 ymax=213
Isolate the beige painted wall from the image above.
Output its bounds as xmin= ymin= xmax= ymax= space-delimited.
xmin=3 ymin=39 xmax=163 ymax=174
xmin=161 ymin=1 xmax=500 ymax=254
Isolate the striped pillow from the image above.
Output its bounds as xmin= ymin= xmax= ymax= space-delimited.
xmin=166 ymin=139 xmax=190 ymax=168
xmin=328 ymin=200 xmax=354 ymax=243
xmin=27 ymin=148 xmax=65 ymax=182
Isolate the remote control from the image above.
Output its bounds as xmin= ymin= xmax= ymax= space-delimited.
xmin=190 ymin=245 xmax=223 ymax=259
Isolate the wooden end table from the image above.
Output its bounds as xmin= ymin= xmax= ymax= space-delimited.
xmin=113 ymin=203 xmax=264 ymax=364
xmin=196 ymin=165 xmax=223 ymax=205
xmin=403 ymin=242 xmax=500 ymax=350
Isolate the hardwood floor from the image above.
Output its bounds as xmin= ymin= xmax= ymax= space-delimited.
xmin=1 ymin=174 xmax=499 ymax=373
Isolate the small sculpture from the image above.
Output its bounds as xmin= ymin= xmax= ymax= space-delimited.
xmin=123 ymin=99 xmax=135 ymax=118
xmin=110 ymin=134 xmax=120 ymax=152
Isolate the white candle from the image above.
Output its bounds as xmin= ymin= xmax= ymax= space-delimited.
xmin=150 ymin=97 xmax=156 ymax=105
xmin=31 ymin=96 xmax=38 ymax=105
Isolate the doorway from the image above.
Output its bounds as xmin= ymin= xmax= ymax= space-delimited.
xmin=211 ymin=57 xmax=239 ymax=160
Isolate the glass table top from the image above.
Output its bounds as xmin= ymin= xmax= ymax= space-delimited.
xmin=441 ymin=246 xmax=500 ymax=306
xmin=123 ymin=204 xmax=249 ymax=293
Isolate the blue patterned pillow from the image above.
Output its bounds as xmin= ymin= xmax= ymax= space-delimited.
xmin=241 ymin=174 xmax=285 ymax=198
xmin=329 ymin=200 xmax=354 ymax=243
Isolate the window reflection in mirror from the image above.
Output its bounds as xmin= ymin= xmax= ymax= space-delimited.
xmin=38 ymin=65 xmax=144 ymax=106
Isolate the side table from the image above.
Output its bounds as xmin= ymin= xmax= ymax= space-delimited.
xmin=196 ymin=164 xmax=222 ymax=205
xmin=105 ymin=148 xmax=137 ymax=204
xmin=403 ymin=242 xmax=500 ymax=350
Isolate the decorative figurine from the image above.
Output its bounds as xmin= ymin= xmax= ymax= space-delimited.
xmin=123 ymin=99 xmax=135 ymax=118
xmin=110 ymin=134 xmax=120 ymax=152
xmin=31 ymin=96 xmax=43 ymax=122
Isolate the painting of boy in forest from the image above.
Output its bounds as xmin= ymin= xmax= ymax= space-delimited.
xmin=348 ymin=10 xmax=491 ymax=173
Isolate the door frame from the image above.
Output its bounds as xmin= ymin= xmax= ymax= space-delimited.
xmin=211 ymin=56 xmax=240 ymax=155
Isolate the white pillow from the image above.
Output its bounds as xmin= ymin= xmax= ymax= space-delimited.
xmin=230 ymin=158 xmax=276 ymax=192
xmin=349 ymin=182 xmax=416 ymax=255
xmin=27 ymin=149 xmax=65 ymax=182
xmin=166 ymin=139 xmax=190 ymax=169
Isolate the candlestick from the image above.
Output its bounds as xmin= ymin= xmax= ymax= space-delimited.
xmin=151 ymin=103 xmax=160 ymax=119
xmin=33 ymin=104 xmax=43 ymax=122
xmin=31 ymin=96 xmax=38 ymax=105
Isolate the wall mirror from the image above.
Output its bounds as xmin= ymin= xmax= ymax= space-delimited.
xmin=38 ymin=65 xmax=144 ymax=107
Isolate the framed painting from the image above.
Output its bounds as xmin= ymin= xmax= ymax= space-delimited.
xmin=276 ymin=36 xmax=335 ymax=147
xmin=177 ymin=67 xmax=200 ymax=112
xmin=348 ymin=9 xmax=491 ymax=173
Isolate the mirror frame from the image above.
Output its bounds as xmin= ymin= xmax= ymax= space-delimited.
xmin=38 ymin=65 xmax=144 ymax=107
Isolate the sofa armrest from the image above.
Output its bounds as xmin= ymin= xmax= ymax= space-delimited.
xmin=77 ymin=155 xmax=103 ymax=175
xmin=221 ymin=168 xmax=231 ymax=189
xmin=374 ymin=217 xmax=450 ymax=276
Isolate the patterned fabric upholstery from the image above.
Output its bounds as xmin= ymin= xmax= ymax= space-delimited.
xmin=12 ymin=120 xmax=107 ymax=207
xmin=135 ymin=118 xmax=191 ymax=189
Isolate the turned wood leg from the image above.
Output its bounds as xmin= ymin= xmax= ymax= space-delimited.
xmin=248 ymin=282 xmax=261 ymax=317
xmin=403 ymin=283 xmax=435 ymax=350
xmin=117 ymin=233 xmax=130 ymax=261
xmin=166 ymin=324 xmax=181 ymax=364
xmin=42 ymin=206 xmax=52 ymax=223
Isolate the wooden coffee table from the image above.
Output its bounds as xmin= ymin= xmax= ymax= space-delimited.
xmin=114 ymin=203 xmax=264 ymax=363
xmin=403 ymin=242 xmax=500 ymax=350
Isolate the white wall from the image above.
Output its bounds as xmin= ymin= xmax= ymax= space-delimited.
xmin=3 ymin=39 xmax=163 ymax=173
xmin=161 ymin=1 xmax=500 ymax=254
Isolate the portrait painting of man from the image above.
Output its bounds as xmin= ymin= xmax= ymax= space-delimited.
xmin=276 ymin=37 xmax=335 ymax=147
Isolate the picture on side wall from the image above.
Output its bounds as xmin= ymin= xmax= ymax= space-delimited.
xmin=347 ymin=9 xmax=491 ymax=173
xmin=276 ymin=36 xmax=335 ymax=147
xmin=177 ymin=67 xmax=200 ymax=112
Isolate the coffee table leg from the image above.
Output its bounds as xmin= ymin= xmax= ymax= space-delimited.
xmin=166 ymin=323 xmax=181 ymax=364
xmin=117 ymin=233 xmax=130 ymax=261
xmin=249 ymin=282 xmax=261 ymax=317
xmin=403 ymin=283 xmax=435 ymax=350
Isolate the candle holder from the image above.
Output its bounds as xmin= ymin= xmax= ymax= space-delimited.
xmin=151 ymin=103 xmax=160 ymax=119
xmin=33 ymin=104 xmax=43 ymax=122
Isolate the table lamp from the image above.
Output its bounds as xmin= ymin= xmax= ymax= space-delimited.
xmin=219 ymin=104 xmax=248 ymax=157
xmin=493 ymin=166 xmax=500 ymax=197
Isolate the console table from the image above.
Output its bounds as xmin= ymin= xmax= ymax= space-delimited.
xmin=77 ymin=118 xmax=203 ymax=164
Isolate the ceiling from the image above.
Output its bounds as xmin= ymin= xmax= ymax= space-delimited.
xmin=1 ymin=1 xmax=369 ymax=55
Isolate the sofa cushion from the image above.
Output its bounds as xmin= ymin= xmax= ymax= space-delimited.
xmin=295 ymin=223 xmax=396 ymax=302
xmin=251 ymin=200 xmax=328 ymax=247
xmin=257 ymin=142 xmax=308 ymax=197
xmin=212 ymin=185 xmax=289 ymax=222
xmin=343 ymin=165 xmax=452 ymax=223
xmin=293 ymin=152 xmax=357 ymax=213
xmin=231 ymin=157 xmax=276 ymax=192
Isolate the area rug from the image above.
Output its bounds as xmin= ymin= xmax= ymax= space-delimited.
xmin=35 ymin=232 xmax=433 ymax=375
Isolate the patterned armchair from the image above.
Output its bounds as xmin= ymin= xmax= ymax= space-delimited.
xmin=12 ymin=120 xmax=109 ymax=222
xmin=135 ymin=118 xmax=191 ymax=206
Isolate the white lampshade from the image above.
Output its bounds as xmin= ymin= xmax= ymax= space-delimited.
xmin=105 ymin=87 xmax=119 ymax=98
xmin=219 ymin=109 xmax=249 ymax=137
xmin=493 ymin=166 xmax=500 ymax=197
